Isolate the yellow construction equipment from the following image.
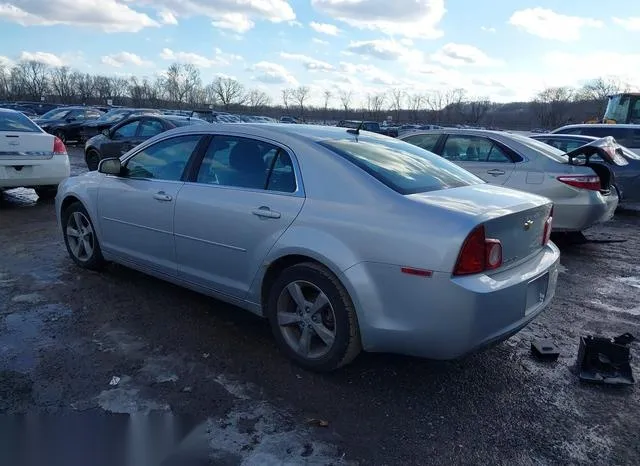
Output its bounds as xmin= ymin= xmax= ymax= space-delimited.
xmin=586 ymin=93 xmax=640 ymax=124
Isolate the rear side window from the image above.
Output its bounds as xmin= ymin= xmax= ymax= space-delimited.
xmin=403 ymin=133 xmax=441 ymax=152
xmin=0 ymin=112 xmax=41 ymax=132
xmin=318 ymin=137 xmax=483 ymax=195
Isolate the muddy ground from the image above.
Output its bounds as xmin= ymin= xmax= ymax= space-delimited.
xmin=1 ymin=147 xmax=639 ymax=465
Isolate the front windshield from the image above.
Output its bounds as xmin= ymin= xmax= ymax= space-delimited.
xmin=97 ymin=110 xmax=129 ymax=123
xmin=40 ymin=108 xmax=70 ymax=120
xmin=603 ymin=95 xmax=630 ymax=123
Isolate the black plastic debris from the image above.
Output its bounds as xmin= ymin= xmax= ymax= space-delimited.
xmin=576 ymin=333 xmax=636 ymax=386
xmin=531 ymin=339 xmax=560 ymax=361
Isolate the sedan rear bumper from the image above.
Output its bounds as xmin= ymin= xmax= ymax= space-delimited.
xmin=553 ymin=191 xmax=618 ymax=232
xmin=341 ymin=243 xmax=560 ymax=360
xmin=0 ymin=157 xmax=70 ymax=188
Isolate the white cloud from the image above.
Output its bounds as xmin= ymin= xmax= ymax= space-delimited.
xmin=312 ymin=38 xmax=329 ymax=45
xmin=288 ymin=20 xmax=302 ymax=27
xmin=613 ymin=17 xmax=640 ymax=31
xmin=158 ymin=9 xmax=178 ymax=25
xmin=0 ymin=56 xmax=13 ymax=67
xmin=248 ymin=61 xmax=298 ymax=85
xmin=309 ymin=21 xmax=341 ymax=36
xmin=280 ymin=52 xmax=334 ymax=71
xmin=139 ymin=0 xmax=295 ymax=34
xmin=543 ymin=51 xmax=640 ymax=86
xmin=101 ymin=52 xmax=152 ymax=68
xmin=160 ymin=48 xmax=238 ymax=68
xmin=212 ymin=13 xmax=254 ymax=33
xmin=0 ymin=0 xmax=159 ymax=33
xmin=509 ymin=8 xmax=603 ymax=41
xmin=431 ymin=43 xmax=503 ymax=67
xmin=19 ymin=51 xmax=65 ymax=67
xmin=346 ymin=39 xmax=423 ymax=63
xmin=481 ymin=26 xmax=496 ymax=33
xmin=337 ymin=62 xmax=399 ymax=86
xmin=311 ymin=0 xmax=445 ymax=39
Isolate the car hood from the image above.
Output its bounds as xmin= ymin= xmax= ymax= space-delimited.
xmin=566 ymin=136 xmax=629 ymax=167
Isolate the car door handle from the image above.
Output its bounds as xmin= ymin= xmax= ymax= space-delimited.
xmin=487 ymin=169 xmax=505 ymax=176
xmin=252 ymin=206 xmax=281 ymax=219
xmin=153 ymin=191 xmax=173 ymax=202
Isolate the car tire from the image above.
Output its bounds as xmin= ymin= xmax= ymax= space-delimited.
xmin=54 ymin=130 xmax=66 ymax=144
xmin=85 ymin=149 xmax=101 ymax=171
xmin=61 ymin=201 xmax=105 ymax=270
xmin=266 ymin=262 xmax=361 ymax=372
xmin=35 ymin=186 xmax=58 ymax=200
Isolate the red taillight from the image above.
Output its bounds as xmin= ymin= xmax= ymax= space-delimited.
xmin=557 ymin=175 xmax=600 ymax=191
xmin=53 ymin=137 xmax=67 ymax=155
xmin=453 ymin=225 xmax=502 ymax=276
xmin=542 ymin=206 xmax=553 ymax=245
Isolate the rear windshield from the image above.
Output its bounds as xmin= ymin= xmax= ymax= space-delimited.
xmin=40 ymin=108 xmax=71 ymax=120
xmin=509 ymin=133 xmax=568 ymax=162
xmin=0 ymin=111 xmax=41 ymax=132
xmin=318 ymin=137 xmax=484 ymax=194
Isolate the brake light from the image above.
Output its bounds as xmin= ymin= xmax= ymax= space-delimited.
xmin=542 ymin=206 xmax=553 ymax=245
xmin=453 ymin=225 xmax=503 ymax=276
xmin=557 ymin=175 xmax=600 ymax=191
xmin=53 ymin=137 xmax=67 ymax=155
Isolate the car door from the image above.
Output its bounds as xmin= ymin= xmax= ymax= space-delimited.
xmin=440 ymin=134 xmax=515 ymax=185
xmin=100 ymin=119 xmax=141 ymax=158
xmin=174 ymin=134 xmax=304 ymax=299
xmin=97 ymin=134 xmax=205 ymax=277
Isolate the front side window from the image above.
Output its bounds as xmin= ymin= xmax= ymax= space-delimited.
xmin=113 ymin=121 xmax=139 ymax=139
xmin=318 ymin=136 xmax=483 ymax=195
xmin=403 ymin=133 xmax=441 ymax=152
xmin=138 ymin=119 xmax=165 ymax=138
xmin=442 ymin=135 xmax=511 ymax=163
xmin=124 ymin=135 xmax=201 ymax=181
xmin=68 ymin=110 xmax=84 ymax=120
xmin=196 ymin=136 xmax=295 ymax=192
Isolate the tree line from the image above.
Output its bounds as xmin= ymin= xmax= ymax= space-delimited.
xmin=0 ymin=60 xmax=632 ymax=130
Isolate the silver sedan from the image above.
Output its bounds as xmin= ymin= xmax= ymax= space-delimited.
xmin=56 ymin=124 xmax=560 ymax=371
xmin=400 ymin=129 xmax=620 ymax=232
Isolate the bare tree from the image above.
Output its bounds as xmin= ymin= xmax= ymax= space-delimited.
xmin=50 ymin=66 xmax=76 ymax=103
xmin=109 ymin=76 xmax=129 ymax=102
xmin=246 ymin=88 xmax=271 ymax=110
xmin=292 ymin=86 xmax=311 ymax=119
xmin=211 ymin=76 xmax=245 ymax=110
xmin=17 ymin=60 xmax=49 ymax=100
xmin=322 ymin=89 xmax=332 ymax=123
xmin=389 ymin=88 xmax=405 ymax=122
xmin=281 ymin=88 xmax=293 ymax=111
xmin=366 ymin=93 xmax=386 ymax=121
xmin=72 ymin=72 xmax=95 ymax=103
xmin=531 ymin=86 xmax=575 ymax=128
xmin=406 ymin=93 xmax=424 ymax=122
xmin=93 ymin=75 xmax=113 ymax=102
xmin=465 ymin=99 xmax=492 ymax=125
xmin=578 ymin=77 xmax=630 ymax=117
xmin=338 ymin=89 xmax=353 ymax=117
xmin=0 ymin=64 xmax=10 ymax=100
xmin=164 ymin=63 xmax=202 ymax=108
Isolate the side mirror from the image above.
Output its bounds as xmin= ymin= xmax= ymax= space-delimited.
xmin=98 ymin=158 xmax=122 ymax=176
xmin=102 ymin=128 xmax=110 ymax=137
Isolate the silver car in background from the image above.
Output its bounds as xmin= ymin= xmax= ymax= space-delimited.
xmin=56 ymin=124 xmax=559 ymax=371
xmin=400 ymin=129 xmax=621 ymax=232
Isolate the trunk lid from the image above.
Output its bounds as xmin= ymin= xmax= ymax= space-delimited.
xmin=0 ymin=131 xmax=56 ymax=161
xmin=408 ymin=184 xmax=552 ymax=271
xmin=565 ymin=136 xmax=628 ymax=167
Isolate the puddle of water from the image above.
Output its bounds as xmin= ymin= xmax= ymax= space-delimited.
xmin=618 ymin=276 xmax=640 ymax=290
xmin=0 ymin=304 xmax=72 ymax=373
xmin=589 ymin=299 xmax=640 ymax=317
xmin=11 ymin=293 xmax=44 ymax=304
xmin=97 ymin=388 xmax=171 ymax=414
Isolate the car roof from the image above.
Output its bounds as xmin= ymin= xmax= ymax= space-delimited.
xmin=555 ymin=123 xmax=640 ymax=130
xmin=532 ymin=133 xmax=598 ymax=140
xmin=398 ymin=128 xmax=509 ymax=138
xmin=0 ymin=107 xmax=20 ymax=114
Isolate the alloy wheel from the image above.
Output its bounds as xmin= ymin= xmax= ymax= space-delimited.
xmin=66 ymin=211 xmax=95 ymax=261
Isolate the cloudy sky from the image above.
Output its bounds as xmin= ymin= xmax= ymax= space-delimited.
xmin=1 ymin=0 xmax=639 ymax=105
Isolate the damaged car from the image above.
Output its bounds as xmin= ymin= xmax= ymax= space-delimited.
xmin=400 ymin=129 xmax=623 ymax=233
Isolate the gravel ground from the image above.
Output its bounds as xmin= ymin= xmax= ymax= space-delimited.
xmin=1 ymin=147 xmax=639 ymax=465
